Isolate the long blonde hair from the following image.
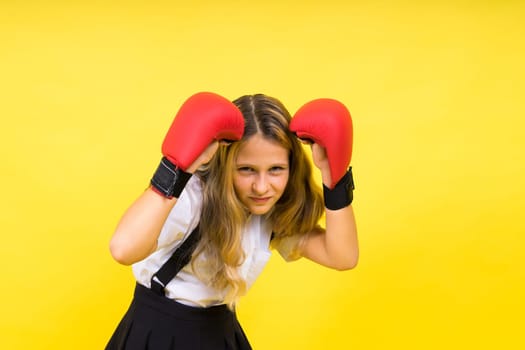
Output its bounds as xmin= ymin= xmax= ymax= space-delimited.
xmin=195 ymin=94 xmax=324 ymax=307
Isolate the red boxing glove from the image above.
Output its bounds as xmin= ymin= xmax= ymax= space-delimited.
xmin=151 ymin=92 xmax=244 ymax=198
xmin=290 ymin=98 xmax=353 ymax=188
xmin=162 ymin=91 xmax=245 ymax=171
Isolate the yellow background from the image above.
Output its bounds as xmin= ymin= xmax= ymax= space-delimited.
xmin=1 ymin=0 xmax=524 ymax=349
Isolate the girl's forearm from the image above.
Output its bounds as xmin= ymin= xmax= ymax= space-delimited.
xmin=109 ymin=187 xmax=177 ymax=265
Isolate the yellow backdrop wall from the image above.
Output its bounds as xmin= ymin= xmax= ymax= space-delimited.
xmin=1 ymin=1 xmax=524 ymax=349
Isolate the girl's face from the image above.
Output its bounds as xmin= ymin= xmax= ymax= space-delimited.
xmin=233 ymin=133 xmax=290 ymax=215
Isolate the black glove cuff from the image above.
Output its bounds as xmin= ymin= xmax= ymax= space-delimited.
xmin=150 ymin=157 xmax=192 ymax=199
xmin=323 ymin=167 xmax=355 ymax=210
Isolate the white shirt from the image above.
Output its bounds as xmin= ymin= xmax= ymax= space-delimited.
xmin=132 ymin=176 xmax=273 ymax=307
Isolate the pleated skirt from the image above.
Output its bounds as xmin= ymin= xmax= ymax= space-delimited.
xmin=105 ymin=283 xmax=252 ymax=350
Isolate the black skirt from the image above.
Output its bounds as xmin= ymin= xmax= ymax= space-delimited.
xmin=106 ymin=283 xmax=252 ymax=350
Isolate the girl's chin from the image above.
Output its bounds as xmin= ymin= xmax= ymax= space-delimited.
xmin=246 ymin=204 xmax=274 ymax=215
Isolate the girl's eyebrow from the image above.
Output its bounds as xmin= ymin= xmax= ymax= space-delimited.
xmin=236 ymin=163 xmax=289 ymax=168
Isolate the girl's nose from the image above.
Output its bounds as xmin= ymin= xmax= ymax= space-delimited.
xmin=252 ymin=174 xmax=269 ymax=195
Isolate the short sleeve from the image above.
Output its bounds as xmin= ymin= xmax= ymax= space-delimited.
xmin=156 ymin=176 xmax=203 ymax=249
xmin=273 ymin=234 xmax=307 ymax=262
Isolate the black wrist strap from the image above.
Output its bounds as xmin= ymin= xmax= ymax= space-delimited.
xmin=150 ymin=157 xmax=192 ymax=198
xmin=323 ymin=167 xmax=355 ymax=210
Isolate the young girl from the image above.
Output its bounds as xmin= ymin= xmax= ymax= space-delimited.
xmin=106 ymin=92 xmax=358 ymax=349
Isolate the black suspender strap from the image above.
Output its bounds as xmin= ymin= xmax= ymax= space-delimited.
xmin=150 ymin=225 xmax=202 ymax=296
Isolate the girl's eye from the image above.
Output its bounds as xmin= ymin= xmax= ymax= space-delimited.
xmin=238 ymin=167 xmax=254 ymax=173
xmin=270 ymin=166 xmax=286 ymax=173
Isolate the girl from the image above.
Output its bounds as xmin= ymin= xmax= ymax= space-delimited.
xmin=106 ymin=92 xmax=358 ymax=349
